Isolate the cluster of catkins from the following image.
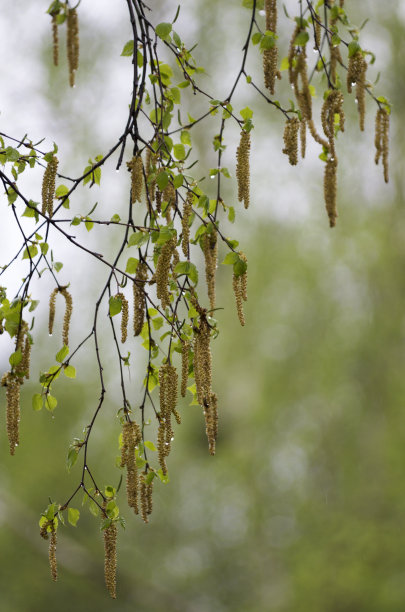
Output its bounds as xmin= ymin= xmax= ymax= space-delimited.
xmin=51 ymin=6 xmax=79 ymax=87
xmin=261 ymin=2 xmax=391 ymax=226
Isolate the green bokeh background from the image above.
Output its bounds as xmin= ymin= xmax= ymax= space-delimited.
xmin=1 ymin=2 xmax=404 ymax=611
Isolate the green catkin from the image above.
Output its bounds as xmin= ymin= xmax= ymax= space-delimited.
xmin=67 ymin=8 xmax=79 ymax=87
xmin=60 ymin=289 xmax=73 ymax=347
xmin=115 ymin=292 xmax=128 ymax=343
xmin=163 ymin=183 xmax=176 ymax=223
xmin=121 ymin=421 xmax=142 ymax=513
xmin=48 ymin=288 xmax=58 ymax=336
xmin=48 ymin=288 xmax=73 ymax=346
xmin=156 ymin=237 xmax=176 ymax=310
xmin=375 ymin=107 xmax=390 ymax=183
xmin=181 ymin=192 xmax=193 ymax=257
xmin=181 ymin=340 xmax=189 ymax=398
xmin=202 ymin=231 xmax=218 ymax=311
xmin=66 ymin=9 xmax=79 ymax=87
xmin=127 ymin=155 xmax=143 ymax=203
xmin=133 ymin=262 xmax=148 ymax=337
xmin=263 ymin=0 xmax=278 ymax=94
xmin=236 ymin=131 xmax=251 ymax=209
xmin=41 ymin=156 xmax=58 ymax=217
xmin=233 ymin=274 xmax=245 ymax=327
xmin=2 ymin=372 xmax=20 ymax=455
xmin=139 ymin=474 xmax=149 ymax=523
xmin=193 ymin=317 xmax=212 ymax=408
xmin=49 ymin=529 xmax=58 ymax=582
xmin=103 ymin=515 xmax=117 ymax=599
xmin=52 ymin=14 xmax=58 ymax=66
xmin=282 ymin=117 xmax=299 ymax=165
xmin=347 ymin=50 xmax=367 ymax=131
xmin=158 ymin=363 xmax=178 ymax=458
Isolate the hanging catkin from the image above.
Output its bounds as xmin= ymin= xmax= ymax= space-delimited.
xmin=263 ymin=0 xmax=278 ymax=95
xmin=347 ymin=50 xmax=367 ymax=131
xmin=103 ymin=516 xmax=117 ymax=599
xmin=67 ymin=8 xmax=79 ymax=87
xmin=236 ymin=131 xmax=251 ymax=209
xmin=133 ymin=262 xmax=148 ymax=336
xmin=127 ymin=155 xmax=143 ymax=203
xmin=202 ymin=231 xmax=218 ymax=311
xmin=41 ymin=156 xmax=58 ymax=217
xmin=374 ymin=107 xmax=389 ymax=183
xmin=51 ymin=14 xmax=58 ymax=66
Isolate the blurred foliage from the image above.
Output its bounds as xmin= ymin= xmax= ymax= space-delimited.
xmin=1 ymin=2 xmax=405 ymax=611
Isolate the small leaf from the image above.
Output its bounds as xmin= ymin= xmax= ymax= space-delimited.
xmin=222 ymin=252 xmax=239 ymax=265
xmin=156 ymin=22 xmax=172 ymax=39
xmin=45 ymin=395 xmax=58 ymax=412
xmin=64 ymin=365 xmax=76 ymax=379
xmin=156 ymin=171 xmax=169 ymax=191
xmin=9 ymin=350 xmax=22 ymax=367
xmin=56 ymin=345 xmax=69 ymax=363
xmin=55 ymin=184 xmax=69 ymax=198
xmin=68 ymin=508 xmax=80 ymax=527
xmin=121 ymin=40 xmax=134 ymax=56
xmin=109 ymin=296 xmax=122 ymax=317
xmin=144 ymin=440 xmax=157 ymax=451
xmin=125 ymin=257 xmax=139 ymax=274
xmin=54 ymin=262 xmax=63 ymax=272
xmin=32 ymin=393 xmax=43 ymax=411
xmin=294 ymin=31 xmax=309 ymax=46
xmin=173 ymin=144 xmax=186 ymax=161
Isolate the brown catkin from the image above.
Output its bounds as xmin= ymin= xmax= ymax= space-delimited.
xmin=181 ymin=340 xmax=189 ymax=398
xmin=205 ymin=391 xmax=218 ymax=455
xmin=49 ymin=529 xmax=58 ymax=582
xmin=48 ymin=288 xmax=58 ymax=336
xmin=347 ymin=50 xmax=367 ymax=131
xmin=139 ymin=473 xmax=149 ymax=523
xmin=41 ymin=156 xmax=58 ymax=217
xmin=156 ymin=237 xmax=176 ymax=310
xmin=52 ymin=14 xmax=58 ymax=66
xmin=324 ymin=158 xmax=338 ymax=228
xmin=121 ymin=421 xmax=142 ymax=513
xmin=282 ymin=117 xmax=299 ymax=165
xmin=236 ymin=131 xmax=251 ymax=209
xmin=288 ymin=26 xmax=313 ymax=123
xmin=181 ymin=192 xmax=193 ymax=257
xmin=133 ymin=262 xmax=148 ymax=336
xmin=202 ymin=231 xmax=218 ymax=311
xmin=103 ymin=519 xmax=117 ymax=599
xmin=127 ymin=155 xmax=144 ymax=203
xmin=263 ymin=0 xmax=278 ymax=94
xmin=321 ymin=89 xmax=345 ymax=159
xmin=60 ymin=289 xmax=73 ymax=347
xmin=115 ymin=292 xmax=128 ymax=343
xmin=314 ymin=14 xmax=321 ymax=49
xmin=67 ymin=8 xmax=79 ymax=87
xmin=374 ymin=107 xmax=389 ymax=183
xmin=193 ymin=317 xmax=212 ymax=408
xmin=2 ymin=372 xmax=20 ymax=455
